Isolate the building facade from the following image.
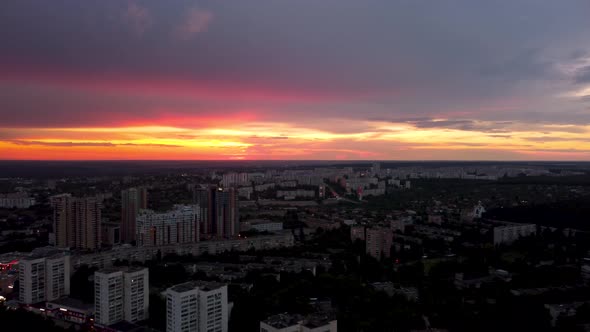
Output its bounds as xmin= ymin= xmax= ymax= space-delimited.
xmin=0 ymin=193 xmax=35 ymax=208
xmin=166 ymin=281 xmax=229 ymax=332
xmin=193 ymin=186 xmax=216 ymax=237
xmin=121 ymin=187 xmax=148 ymax=243
xmin=193 ymin=186 xmax=239 ymax=239
xmin=136 ymin=206 xmax=199 ymax=247
xmin=493 ymin=224 xmax=536 ymax=246
xmin=71 ymin=233 xmax=296 ymax=270
xmin=365 ymin=227 xmax=393 ymax=259
xmin=101 ymin=222 xmax=121 ymax=246
xmin=215 ymin=188 xmax=239 ymax=239
xmin=95 ymin=267 xmax=149 ymax=327
xmin=51 ymin=194 xmax=102 ymax=250
xmin=19 ymin=251 xmax=70 ymax=304
xmin=260 ymin=313 xmax=337 ymax=332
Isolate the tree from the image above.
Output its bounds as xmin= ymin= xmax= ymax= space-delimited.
xmin=148 ymin=293 xmax=166 ymax=331
xmin=70 ymin=264 xmax=97 ymax=303
xmin=0 ymin=306 xmax=66 ymax=332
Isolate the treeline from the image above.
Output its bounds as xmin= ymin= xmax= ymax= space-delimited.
xmin=485 ymin=197 xmax=590 ymax=231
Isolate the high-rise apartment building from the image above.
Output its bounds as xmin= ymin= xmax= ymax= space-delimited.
xmin=19 ymin=250 xmax=70 ymax=304
xmin=220 ymin=172 xmax=249 ymax=188
xmin=193 ymin=186 xmax=239 ymax=239
xmin=193 ymin=186 xmax=216 ymax=236
xmin=51 ymin=194 xmax=70 ymax=249
xmin=121 ymin=188 xmax=148 ymax=243
xmin=366 ymin=227 xmax=394 ymax=259
xmin=124 ymin=267 xmax=150 ymax=323
xmin=166 ymin=281 xmax=229 ymax=332
xmin=19 ymin=257 xmax=46 ymax=305
xmin=51 ymin=194 xmax=101 ymax=250
xmin=95 ymin=267 xmax=149 ymax=327
xmin=216 ymin=188 xmax=239 ymax=239
xmin=136 ymin=206 xmax=199 ymax=247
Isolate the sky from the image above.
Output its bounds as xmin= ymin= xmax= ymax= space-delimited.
xmin=2 ymin=0 xmax=590 ymax=160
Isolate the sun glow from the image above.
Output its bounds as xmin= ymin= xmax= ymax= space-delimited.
xmin=2 ymin=118 xmax=590 ymax=160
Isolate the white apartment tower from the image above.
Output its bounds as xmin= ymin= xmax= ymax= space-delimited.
xmin=95 ymin=267 xmax=149 ymax=327
xmin=95 ymin=269 xmax=124 ymax=326
xmin=19 ymin=257 xmax=46 ymax=304
xmin=46 ymin=254 xmax=70 ymax=301
xmin=124 ymin=267 xmax=150 ymax=323
xmin=136 ymin=206 xmax=199 ymax=247
xmin=166 ymin=281 xmax=229 ymax=332
xmin=19 ymin=251 xmax=70 ymax=304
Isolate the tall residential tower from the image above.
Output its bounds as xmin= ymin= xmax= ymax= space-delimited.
xmin=166 ymin=281 xmax=229 ymax=332
xmin=51 ymin=194 xmax=102 ymax=250
xmin=121 ymin=187 xmax=148 ymax=243
xmin=94 ymin=267 xmax=149 ymax=327
xmin=136 ymin=206 xmax=199 ymax=247
xmin=193 ymin=186 xmax=239 ymax=239
xmin=19 ymin=249 xmax=70 ymax=304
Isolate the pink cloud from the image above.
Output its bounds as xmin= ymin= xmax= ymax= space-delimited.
xmin=175 ymin=7 xmax=213 ymax=40
xmin=125 ymin=2 xmax=152 ymax=36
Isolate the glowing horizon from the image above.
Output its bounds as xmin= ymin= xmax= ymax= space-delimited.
xmin=2 ymin=1 xmax=590 ymax=161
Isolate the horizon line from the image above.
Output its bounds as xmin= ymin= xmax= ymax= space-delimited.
xmin=1 ymin=159 xmax=589 ymax=163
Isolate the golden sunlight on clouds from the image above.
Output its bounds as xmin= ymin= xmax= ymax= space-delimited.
xmin=566 ymin=86 xmax=590 ymax=98
xmin=2 ymin=120 xmax=590 ymax=160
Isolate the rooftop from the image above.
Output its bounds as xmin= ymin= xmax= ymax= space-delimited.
xmin=248 ymin=219 xmax=281 ymax=225
xmin=96 ymin=266 xmax=147 ymax=275
xmin=25 ymin=247 xmax=68 ymax=260
xmin=48 ymin=297 xmax=94 ymax=311
xmin=262 ymin=313 xmax=303 ymax=329
xmin=168 ymin=281 xmax=227 ymax=293
xmin=302 ymin=313 xmax=335 ymax=328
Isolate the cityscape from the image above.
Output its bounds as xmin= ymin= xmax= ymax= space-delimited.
xmin=2 ymin=1 xmax=590 ymax=331
xmin=0 ymin=161 xmax=590 ymax=331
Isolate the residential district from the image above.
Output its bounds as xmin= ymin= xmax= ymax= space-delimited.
xmin=0 ymin=161 xmax=590 ymax=331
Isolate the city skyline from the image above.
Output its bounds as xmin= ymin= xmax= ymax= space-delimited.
xmin=2 ymin=1 xmax=590 ymax=160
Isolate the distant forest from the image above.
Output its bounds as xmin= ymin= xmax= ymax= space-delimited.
xmin=485 ymin=196 xmax=590 ymax=231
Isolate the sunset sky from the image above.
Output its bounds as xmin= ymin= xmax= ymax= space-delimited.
xmin=2 ymin=0 xmax=590 ymax=160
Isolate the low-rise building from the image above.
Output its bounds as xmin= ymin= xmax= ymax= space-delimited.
xmin=261 ymin=313 xmax=337 ymax=332
xmin=71 ymin=233 xmax=296 ymax=270
xmin=493 ymin=224 xmax=536 ymax=245
xmin=261 ymin=313 xmax=304 ymax=332
xmin=245 ymin=220 xmax=284 ymax=233
xmin=277 ymin=190 xmax=316 ymax=200
xmin=46 ymin=297 xmax=94 ymax=324
xmin=0 ymin=193 xmax=36 ymax=208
